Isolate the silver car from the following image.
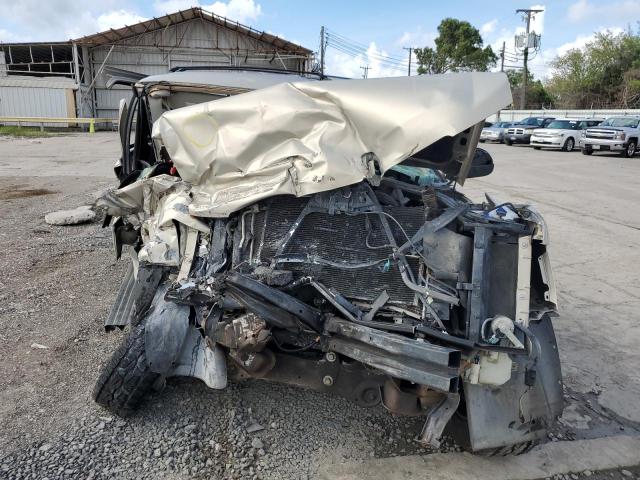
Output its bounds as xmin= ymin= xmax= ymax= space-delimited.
xmin=479 ymin=121 xmax=514 ymax=143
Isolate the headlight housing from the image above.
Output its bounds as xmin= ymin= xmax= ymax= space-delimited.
xmin=525 ymin=128 xmax=535 ymax=134
xmin=615 ymin=132 xmax=626 ymax=140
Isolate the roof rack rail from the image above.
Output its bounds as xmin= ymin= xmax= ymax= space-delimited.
xmin=169 ymin=65 xmax=325 ymax=78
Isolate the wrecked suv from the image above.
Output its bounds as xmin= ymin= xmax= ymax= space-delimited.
xmin=94 ymin=67 xmax=563 ymax=454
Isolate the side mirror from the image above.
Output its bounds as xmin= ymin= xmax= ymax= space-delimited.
xmin=467 ymin=148 xmax=494 ymax=178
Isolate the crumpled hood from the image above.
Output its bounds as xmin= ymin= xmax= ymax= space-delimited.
xmin=152 ymin=72 xmax=512 ymax=217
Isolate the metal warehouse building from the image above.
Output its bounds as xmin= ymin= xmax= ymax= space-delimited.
xmin=0 ymin=7 xmax=313 ymax=123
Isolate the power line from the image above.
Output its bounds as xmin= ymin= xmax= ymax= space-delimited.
xmin=327 ymin=38 xmax=418 ymax=68
xmin=324 ymin=28 xmax=420 ymax=72
xmin=326 ymin=29 xmax=408 ymax=63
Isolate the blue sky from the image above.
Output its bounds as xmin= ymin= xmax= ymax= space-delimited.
xmin=0 ymin=0 xmax=637 ymax=79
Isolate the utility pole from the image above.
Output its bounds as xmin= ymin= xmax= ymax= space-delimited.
xmin=403 ymin=47 xmax=413 ymax=76
xmin=516 ymin=8 xmax=543 ymax=109
xmin=319 ymin=26 xmax=326 ymax=77
xmin=500 ymin=41 xmax=505 ymax=72
xmin=360 ymin=65 xmax=370 ymax=79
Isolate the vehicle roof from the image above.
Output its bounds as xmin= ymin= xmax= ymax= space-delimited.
xmin=138 ymin=69 xmax=325 ymax=90
xmin=551 ymin=117 xmax=604 ymax=121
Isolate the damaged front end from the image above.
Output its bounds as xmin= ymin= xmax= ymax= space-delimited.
xmin=94 ymin=72 xmax=562 ymax=454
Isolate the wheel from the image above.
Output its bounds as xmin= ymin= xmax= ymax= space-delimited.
xmin=533 ymin=146 xmax=541 ymax=150
xmin=581 ymin=148 xmax=593 ymax=155
xmin=621 ymin=140 xmax=636 ymax=158
xmin=93 ymin=319 xmax=159 ymax=417
xmin=562 ymin=137 xmax=575 ymax=152
xmin=505 ymin=140 xmax=513 ymax=146
xmin=479 ymin=139 xmax=485 ymax=143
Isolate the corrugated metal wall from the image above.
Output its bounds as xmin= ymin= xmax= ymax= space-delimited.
xmin=87 ymin=18 xmax=306 ymax=119
xmin=0 ymin=77 xmax=75 ymax=126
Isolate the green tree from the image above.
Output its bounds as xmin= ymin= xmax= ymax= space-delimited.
xmin=546 ymin=29 xmax=640 ymax=108
xmin=415 ymin=18 xmax=497 ymax=74
xmin=506 ymin=70 xmax=554 ymax=108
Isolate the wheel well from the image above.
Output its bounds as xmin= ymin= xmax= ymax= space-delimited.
xmin=628 ymin=137 xmax=638 ymax=144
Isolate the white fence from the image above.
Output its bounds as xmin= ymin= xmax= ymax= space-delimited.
xmin=488 ymin=109 xmax=640 ymax=122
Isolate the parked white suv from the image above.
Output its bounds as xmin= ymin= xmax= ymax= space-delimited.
xmin=531 ymin=118 xmax=603 ymax=152
xmin=581 ymin=116 xmax=640 ymax=157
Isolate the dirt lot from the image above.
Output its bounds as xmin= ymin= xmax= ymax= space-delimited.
xmin=1 ymin=132 xmax=639 ymax=480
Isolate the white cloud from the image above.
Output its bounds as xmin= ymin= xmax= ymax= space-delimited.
xmin=480 ymin=19 xmax=498 ymax=36
xmin=568 ymin=0 xmax=638 ymax=24
xmin=527 ymin=5 xmax=545 ymax=34
xmin=96 ymin=10 xmax=147 ymax=32
xmin=394 ymin=28 xmax=435 ymax=48
xmin=0 ymin=1 xmax=148 ymax=41
xmin=326 ymin=41 xmax=409 ymax=79
xmin=153 ymin=0 xmax=197 ymax=14
xmin=154 ymin=0 xmax=262 ymax=24
xmin=206 ymin=0 xmax=262 ymax=23
xmin=0 ymin=28 xmax=19 ymax=42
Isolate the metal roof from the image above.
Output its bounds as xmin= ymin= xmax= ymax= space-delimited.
xmin=138 ymin=69 xmax=324 ymax=90
xmin=73 ymin=7 xmax=311 ymax=54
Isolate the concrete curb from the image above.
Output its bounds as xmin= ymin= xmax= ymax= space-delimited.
xmin=317 ymin=435 xmax=640 ymax=480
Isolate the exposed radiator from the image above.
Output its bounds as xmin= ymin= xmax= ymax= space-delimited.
xmin=241 ymin=196 xmax=424 ymax=304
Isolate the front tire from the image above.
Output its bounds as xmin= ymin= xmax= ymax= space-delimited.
xmin=582 ymin=148 xmax=593 ymax=155
xmin=505 ymin=139 xmax=513 ymax=146
xmin=93 ymin=320 xmax=159 ymax=417
xmin=622 ymin=140 xmax=637 ymax=158
xmin=562 ymin=137 xmax=575 ymax=152
xmin=533 ymin=146 xmax=541 ymax=150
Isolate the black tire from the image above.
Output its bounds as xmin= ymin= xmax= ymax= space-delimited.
xmin=476 ymin=441 xmax=538 ymax=457
xmin=562 ymin=137 xmax=575 ymax=152
xmin=505 ymin=140 xmax=513 ymax=146
xmin=581 ymin=148 xmax=593 ymax=155
xmin=621 ymin=140 xmax=637 ymax=158
xmin=533 ymin=146 xmax=541 ymax=150
xmin=93 ymin=320 xmax=159 ymax=417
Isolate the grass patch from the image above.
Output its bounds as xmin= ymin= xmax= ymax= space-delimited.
xmin=0 ymin=125 xmax=56 ymax=138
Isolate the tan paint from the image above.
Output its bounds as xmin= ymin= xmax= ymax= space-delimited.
xmin=152 ymin=72 xmax=512 ymax=218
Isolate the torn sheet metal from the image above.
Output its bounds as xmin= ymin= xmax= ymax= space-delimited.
xmin=97 ymin=174 xmax=209 ymax=266
xmin=152 ymin=72 xmax=512 ymax=217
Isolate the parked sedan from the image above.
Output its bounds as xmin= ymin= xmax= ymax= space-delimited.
xmin=530 ymin=119 xmax=603 ymax=152
xmin=479 ymin=121 xmax=514 ymax=143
